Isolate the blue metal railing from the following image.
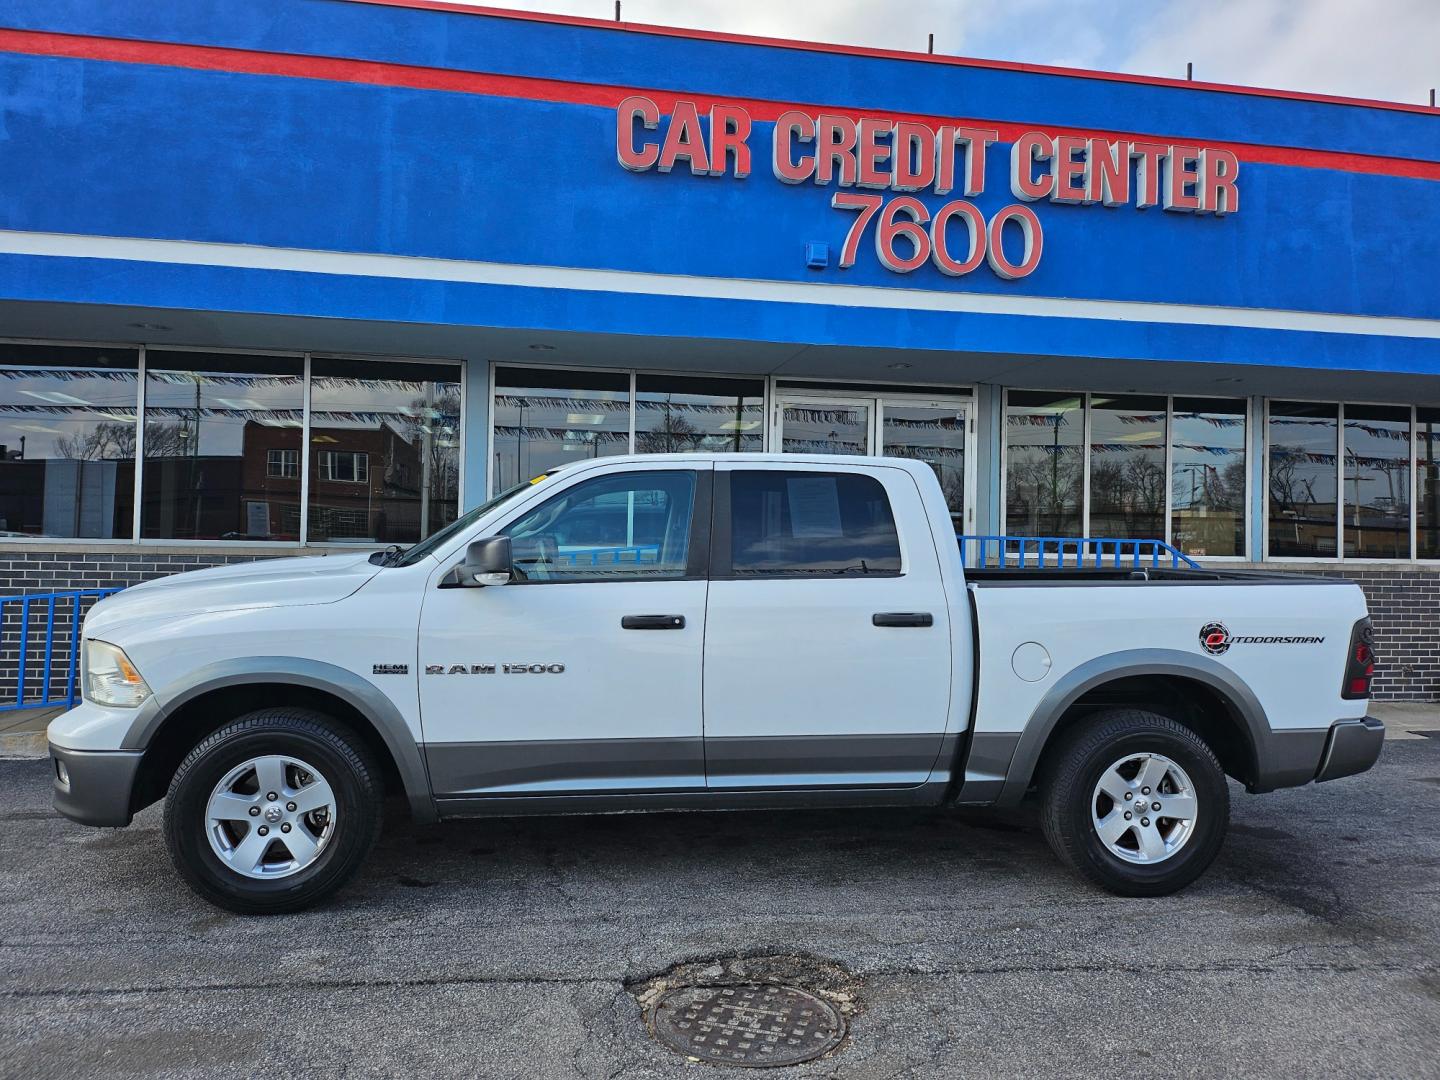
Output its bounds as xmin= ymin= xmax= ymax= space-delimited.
xmin=0 ymin=589 xmax=122 ymax=713
xmin=959 ymin=535 xmax=1200 ymax=570
xmin=554 ymin=544 xmax=661 ymax=567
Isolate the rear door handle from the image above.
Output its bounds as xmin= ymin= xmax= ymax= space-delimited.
xmin=621 ymin=614 xmax=687 ymax=630
xmin=872 ymin=612 xmax=934 ymax=628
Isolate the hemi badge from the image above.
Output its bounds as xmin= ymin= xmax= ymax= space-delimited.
xmin=373 ymin=664 xmax=409 ymax=675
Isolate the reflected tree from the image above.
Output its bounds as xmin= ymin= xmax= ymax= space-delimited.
xmin=639 ymin=399 xmax=703 ymax=453
xmin=57 ymin=420 xmax=187 ymax=460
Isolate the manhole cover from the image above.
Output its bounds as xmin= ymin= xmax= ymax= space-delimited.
xmin=651 ymin=982 xmax=846 ymax=1068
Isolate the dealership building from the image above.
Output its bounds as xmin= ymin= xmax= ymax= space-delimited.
xmin=1 ymin=0 xmax=1439 ymax=697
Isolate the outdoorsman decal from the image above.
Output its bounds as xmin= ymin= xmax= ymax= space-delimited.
xmin=615 ymin=97 xmax=1239 ymax=281
xmin=1199 ymin=623 xmax=1323 ymax=656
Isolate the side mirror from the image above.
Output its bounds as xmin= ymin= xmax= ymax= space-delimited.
xmin=444 ymin=536 xmax=513 ymax=587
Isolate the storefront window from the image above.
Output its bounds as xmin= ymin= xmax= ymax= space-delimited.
xmin=881 ymin=404 xmax=968 ymax=530
xmin=1268 ymin=402 xmax=1339 ymax=558
xmin=1171 ymin=398 xmax=1246 ymax=557
xmin=634 ymin=374 xmax=764 ymax=453
xmin=140 ymin=352 xmax=303 ymax=541
xmin=1420 ymin=408 xmax=1440 ymax=560
xmin=307 ymin=357 xmax=460 ymax=544
xmin=493 ymin=367 xmax=630 ymax=489
xmin=1344 ymin=404 xmax=1410 ymax=559
xmin=779 ymin=400 xmax=871 ymax=455
xmin=1005 ymin=391 xmax=1083 ymax=536
xmin=0 ymin=343 xmax=139 ymax=539
xmin=1089 ymin=394 xmax=1166 ymax=541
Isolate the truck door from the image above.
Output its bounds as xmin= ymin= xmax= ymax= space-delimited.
xmin=418 ymin=464 xmax=711 ymax=798
xmin=702 ymin=462 xmax=952 ymax=789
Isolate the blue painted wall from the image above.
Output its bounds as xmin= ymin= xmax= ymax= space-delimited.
xmin=0 ymin=0 xmax=1437 ymax=373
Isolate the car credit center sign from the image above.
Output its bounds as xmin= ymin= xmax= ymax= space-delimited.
xmin=616 ymin=97 xmax=1240 ymax=281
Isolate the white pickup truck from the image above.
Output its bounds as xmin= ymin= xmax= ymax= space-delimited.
xmin=47 ymin=454 xmax=1384 ymax=913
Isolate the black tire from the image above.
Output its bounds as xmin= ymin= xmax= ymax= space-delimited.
xmin=1039 ymin=708 xmax=1229 ymax=897
xmin=163 ymin=707 xmax=383 ymax=914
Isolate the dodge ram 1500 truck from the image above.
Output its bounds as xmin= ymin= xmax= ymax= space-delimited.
xmin=47 ymin=454 xmax=1384 ymax=913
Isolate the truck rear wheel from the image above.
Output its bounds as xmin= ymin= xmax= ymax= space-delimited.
xmin=1039 ymin=708 xmax=1229 ymax=897
xmin=162 ymin=708 xmax=382 ymax=914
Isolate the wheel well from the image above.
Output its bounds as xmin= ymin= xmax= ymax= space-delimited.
xmin=131 ymin=683 xmax=405 ymax=816
xmin=1034 ymin=674 xmax=1258 ymax=788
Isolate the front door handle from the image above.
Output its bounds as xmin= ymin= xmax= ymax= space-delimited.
xmin=872 ymin=612 xmax=934 ymax=628
xmin=621 ymin=614 xmax=687 ymax=630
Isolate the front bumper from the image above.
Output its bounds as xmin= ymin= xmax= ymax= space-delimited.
xmin=1315 ymin=716 xmax=1386 ymax=783
xmin=49 ymin=744 xmax=143 ymax=827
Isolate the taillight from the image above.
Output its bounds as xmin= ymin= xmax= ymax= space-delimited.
xmin=1341 ymin=617 xmax=1377 ymax=700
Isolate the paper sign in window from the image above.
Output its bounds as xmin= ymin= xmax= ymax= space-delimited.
xmin=786 ymin=476 xmax=844 ymax=538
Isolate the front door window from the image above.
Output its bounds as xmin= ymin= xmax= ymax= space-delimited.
xmin=501 ymin=470 xmax=698 ymax=581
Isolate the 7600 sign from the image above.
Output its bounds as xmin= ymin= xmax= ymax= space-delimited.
xmin=832 ymin=193 xmax=1041 ymax=280
xmin=616 ymin=95 xmax=1238 ymax=282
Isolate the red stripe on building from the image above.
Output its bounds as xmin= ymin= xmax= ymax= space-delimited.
xmin=1 ymin=27 xmax=1437 ymax=182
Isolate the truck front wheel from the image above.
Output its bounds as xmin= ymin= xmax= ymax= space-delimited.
xmin=162 ymin=708 xmax=383 ymax=914
xmin=1039 ymin=709 xmax=1229 ymax=896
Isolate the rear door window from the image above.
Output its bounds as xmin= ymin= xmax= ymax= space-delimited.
xmin=722 ymin=470 xmax=901 ymax=577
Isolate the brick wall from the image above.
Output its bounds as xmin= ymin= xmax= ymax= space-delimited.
xmin=0 ymin=550 xmax=288 ymax=593
xmin=3 ymin=547 xmax=1437 ymax=702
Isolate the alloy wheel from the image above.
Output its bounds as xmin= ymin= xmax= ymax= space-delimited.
xmin=204 ymin=754 xmax=337 ymax=879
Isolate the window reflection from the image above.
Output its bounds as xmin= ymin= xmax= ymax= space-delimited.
xmin=1268 ymin=402 xmax=1338 ymax=557
xmin=635 ymin=374 xmax=764 ymax=453
xmin=881 ymin=405 xmax=967 ymax=530
xmin=779 ymin=402 xmax=870 ymax=455
xmin=1344 ymin=405 xmax=1410 ymax=559
xmin=0 ymin=344 xmax=139 ymax=539
xmin=1005 ymin=391 xmax=1083 ymax=536
xmin=307 ymin=358 xmax=460 ymax=544
xmin=1420 ymin=408 xmax=1440 ymax=560
xmin=492 ymin=367 xmax=630 ymax=489
xmin=1089 ymin=395 xmax=1166 ymax=541
xmin=1170 ymin=398 xmax=1246 ymax=557
xmin=141 ymin=352 xmax=303 ymax=541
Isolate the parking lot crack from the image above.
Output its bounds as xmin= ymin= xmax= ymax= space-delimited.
xmin=0 ymin=972 xmax=616 ymax=1001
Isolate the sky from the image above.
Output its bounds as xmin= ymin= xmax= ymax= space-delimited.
xmin=444 ymin=0 xmax=1440 ymax=106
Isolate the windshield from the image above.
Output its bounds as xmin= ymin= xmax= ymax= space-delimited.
xmin=394 ymin=477 xmax=545 ymax=567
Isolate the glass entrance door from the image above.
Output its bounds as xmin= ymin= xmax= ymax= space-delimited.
xmin=774 ymin=391 xmax=973 ymax=531
xmin=879 ymin=401 xmax=970 ymax=532
xmin=776 ymin=398 xmax=872 ymax=456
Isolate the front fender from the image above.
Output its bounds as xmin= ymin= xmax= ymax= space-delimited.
xmin=124 ymin=656 xmax=436 ymax=824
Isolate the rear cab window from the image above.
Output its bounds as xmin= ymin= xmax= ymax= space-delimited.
xmin=718 ymin=470 xmax=902 ymax=578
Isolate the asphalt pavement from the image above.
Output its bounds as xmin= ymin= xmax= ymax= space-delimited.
xmin=2 ymin=731 xmax=1439 ymax=1079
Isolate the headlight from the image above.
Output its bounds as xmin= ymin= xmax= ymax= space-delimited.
xmin=83 ymin=640 xmax=152 ymax=708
